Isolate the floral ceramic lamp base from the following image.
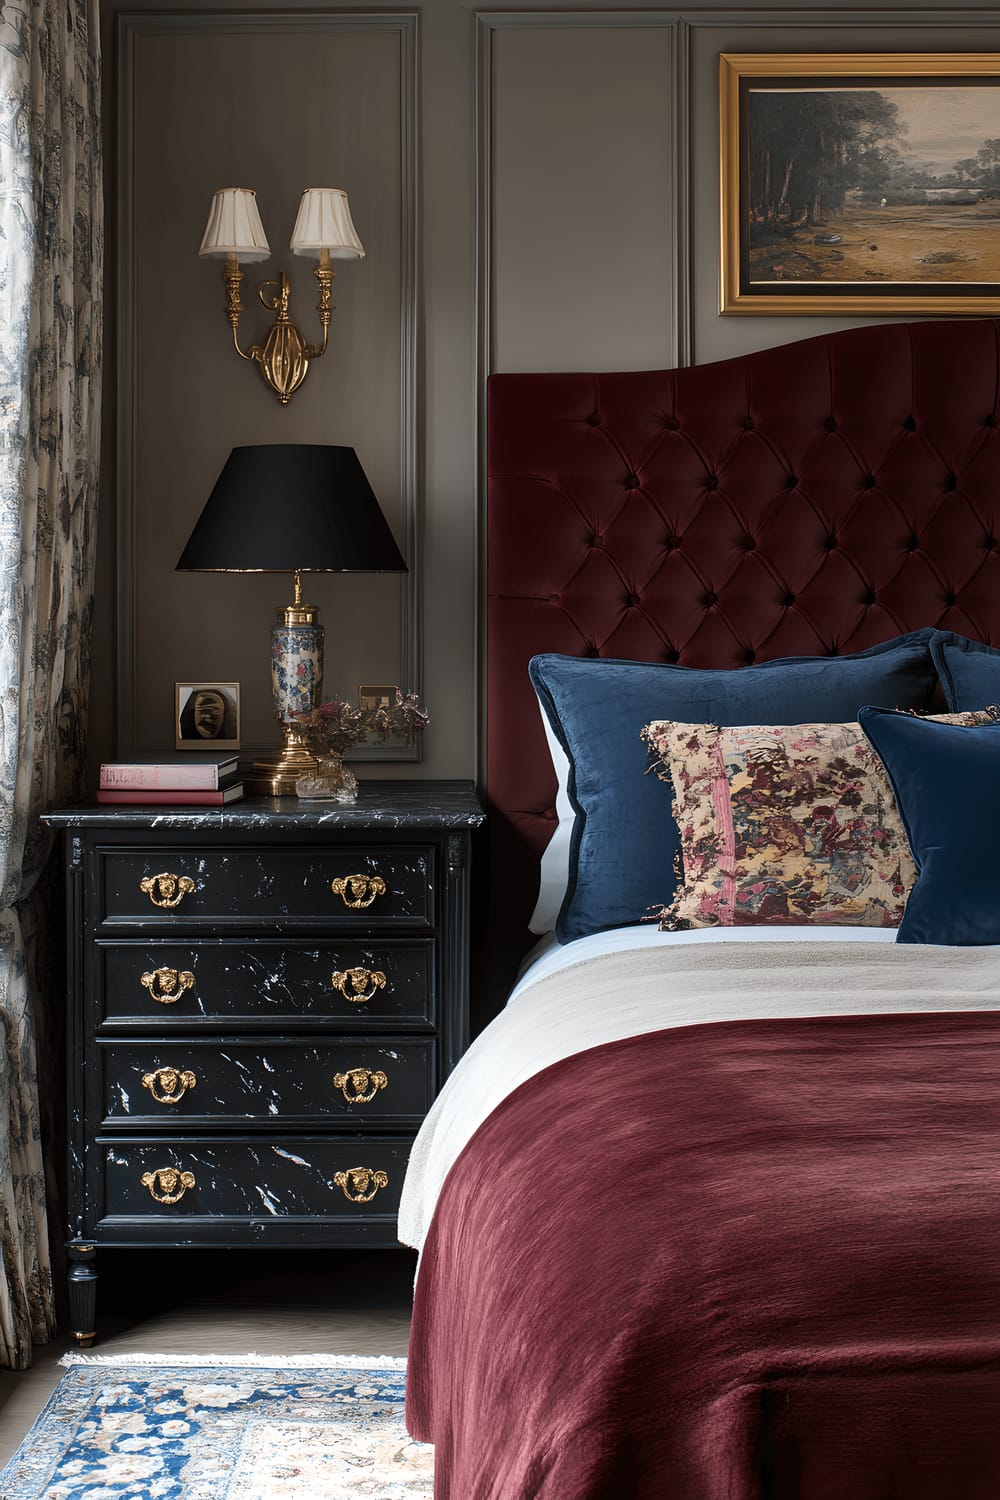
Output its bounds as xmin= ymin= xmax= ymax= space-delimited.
xmin=244 ymin=607 xmax=357 ymax=798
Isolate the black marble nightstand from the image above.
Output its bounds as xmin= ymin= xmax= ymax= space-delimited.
xmin=42 ymin=782 xmax=484 ymax=1346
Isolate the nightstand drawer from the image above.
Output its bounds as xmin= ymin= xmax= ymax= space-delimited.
xmin=98 ymin=1038 xmax=435 ymax=1126
xmin=101 ymin=940 xmax=435 ymax=1029
xmin=98 ymin=845 xmax=435 ymax=928
xmin=99 ymin=1136 xmax=411 ymax=1225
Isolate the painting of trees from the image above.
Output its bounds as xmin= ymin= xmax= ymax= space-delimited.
xmin=958 ymin=138 xmax=1000 ymax=190
xmin=748 ymin=89 xmax=904 ymax=228
xmin=722 ymin=55 xmax=1000 ymax=312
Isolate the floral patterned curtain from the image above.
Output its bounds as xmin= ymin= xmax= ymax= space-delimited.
xmin=0 ymin=1 xmax=102 ymax=1367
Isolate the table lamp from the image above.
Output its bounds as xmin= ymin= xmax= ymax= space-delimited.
xmin=177 ymin=444 xmax=406 ymax=793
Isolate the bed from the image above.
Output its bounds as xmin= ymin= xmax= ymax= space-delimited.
xmin=399 ymin=318 xmax=1000 ymax=1497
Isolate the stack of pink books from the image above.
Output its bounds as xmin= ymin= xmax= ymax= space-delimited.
xmin=96 ymin=753 xmax=243 ymax=806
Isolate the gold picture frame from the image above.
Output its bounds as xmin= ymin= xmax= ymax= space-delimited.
xmin=720 ymin=53 xmax=1000 ymax=315
xmin=357 ymin=682 xmax=416 ymax=751
xmin=358 ymin=683 xmax=398 ymax=711
xmin=175 ymin=681 xmax=241 ymax=751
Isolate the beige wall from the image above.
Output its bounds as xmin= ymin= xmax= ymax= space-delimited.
xmin=92 ymin=1 xmax=1000 ymax=783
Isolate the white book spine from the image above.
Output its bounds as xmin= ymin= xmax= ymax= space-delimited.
xmin=99 ymin=764 xmax=223 ymax=789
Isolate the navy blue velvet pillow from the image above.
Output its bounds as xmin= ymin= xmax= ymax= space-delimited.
xmin=858 ymin=707 xmax=1000 ymax=946
xmin=930 ymin=632 xmax=1000 ymax=711
xmin=529 ymin=631 xmax=940 ymax=944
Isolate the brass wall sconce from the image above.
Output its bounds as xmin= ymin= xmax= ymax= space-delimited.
xmin=199 ymin=187 xmax=365 ymax=405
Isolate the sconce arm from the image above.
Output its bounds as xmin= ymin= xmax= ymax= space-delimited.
xmin=303 ymin=253 xmax=335 ymax=360
xmin=215 ymin=252 xmax=342 ymax=402
xmin=223 ymin=255 xmax=257 ymax=363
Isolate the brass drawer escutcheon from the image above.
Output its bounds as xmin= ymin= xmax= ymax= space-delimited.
xmin=334 ymin=1166 xmax=389 ymax=1203
xmin=330 ymin=873 xmax=386 ymax=909
xmin=332 ymin=1067 xmax=388 ymax=1104
xmin=140 ymin=967 xmax=195 ymax=1005
xmin=141 ymin=1067 xmax=197 ymax=1104
xmin=140 ymin=872 xmax=195 ymax=908
xmin=140 ymin=1167 xmax=196 ymax=1204
xmin=331 ymin=967 xmax=386 ymax=1004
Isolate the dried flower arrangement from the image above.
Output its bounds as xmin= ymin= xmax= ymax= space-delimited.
xmin=293 ymin=690 xmax=429 ymax=758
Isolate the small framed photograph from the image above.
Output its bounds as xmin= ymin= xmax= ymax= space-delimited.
xmin=175 ymin=681 xmax=240 ymax=750
xmin=358 ymin=683 xmax=398 ymax=711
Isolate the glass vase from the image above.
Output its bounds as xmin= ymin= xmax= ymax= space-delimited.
xmin=294 ymin=750 xmax=359 ymax=803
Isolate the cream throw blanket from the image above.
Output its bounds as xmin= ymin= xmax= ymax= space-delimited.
xmin=398 ymin=938 xmax=1000 ymax=1250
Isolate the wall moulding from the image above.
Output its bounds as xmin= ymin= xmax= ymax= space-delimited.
xmin=116 ymin=10 xmax=420 ymax=761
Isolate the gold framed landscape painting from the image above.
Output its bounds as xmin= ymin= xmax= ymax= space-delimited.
xmin=720 ymin=54 xmax=1000 ymax=315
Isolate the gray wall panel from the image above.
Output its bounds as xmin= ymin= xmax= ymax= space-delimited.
xmin=116 ymin=13 xmax=417 ymax=763
xmin=491 ymin=23 xmax=677 ymax=373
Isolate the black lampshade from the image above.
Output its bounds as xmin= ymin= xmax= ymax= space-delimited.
xmin=176 ymin=444 xmax=407 ymax=573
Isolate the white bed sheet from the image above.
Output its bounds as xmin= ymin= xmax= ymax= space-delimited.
xmin=398 ymin=924 xmax=915 ymax=1251
xmin=510 ymin=922 xmax=897 ymax=1001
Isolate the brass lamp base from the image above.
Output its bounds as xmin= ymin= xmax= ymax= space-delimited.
xmin=245 ymin=725 xmax=320 ymax=796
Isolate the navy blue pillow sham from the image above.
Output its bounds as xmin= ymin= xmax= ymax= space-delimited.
xmin=930 ymin=631 xmax=1000 ymax=712
xmin=858 ymin=707 xmax=1000 ymax=945
xmin=529 ymin=631 xmax=940 ymax=944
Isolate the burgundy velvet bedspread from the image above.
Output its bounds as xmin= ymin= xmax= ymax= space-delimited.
xmin=407 ymin=1011 xmax=1000 ymax=1498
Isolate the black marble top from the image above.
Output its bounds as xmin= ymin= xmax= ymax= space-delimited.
xmin=41 ymin=779 xmax=485 ymax=831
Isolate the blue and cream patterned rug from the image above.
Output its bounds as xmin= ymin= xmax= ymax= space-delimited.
xmin=0 ymin=1352 xmax=432 ymax=1498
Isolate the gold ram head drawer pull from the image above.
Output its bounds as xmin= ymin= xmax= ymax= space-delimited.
xmin=332 ymin=1067 xmax=388 ymax=1104
xmin=331 ymin=967 xmax=386 ymax=1004
xmin=334 ymin=1166 xmax=389 ymax=1203
xmin=140 ymin=872 xmax=195 ymax=909
xmin=330 ymin=873 xmax=386 ymax=909
xmin=140 ymin=1167 xmax=196 ymax=1204
xmin=141 ymin=1067 xmax=196 ymax=1104
xmin=140 ymin=968 xmax=195 ymax=1005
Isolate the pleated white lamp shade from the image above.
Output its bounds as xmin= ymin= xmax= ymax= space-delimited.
xmin=290 ymin=188 xmax=365 ymax=260
xmin=199 ymin=188 xmax=271 ymax=262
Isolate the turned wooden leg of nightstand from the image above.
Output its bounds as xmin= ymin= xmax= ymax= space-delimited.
xmin=67 ymin=1241 xmax=98 ymax=1347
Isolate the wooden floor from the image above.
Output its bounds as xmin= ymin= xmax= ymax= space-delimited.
xmin=0 ymin=1246 xmax=416 ymax=1469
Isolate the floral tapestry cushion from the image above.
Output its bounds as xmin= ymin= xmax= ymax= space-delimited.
xmin=642 ymin=711 xmax=996 ymax=930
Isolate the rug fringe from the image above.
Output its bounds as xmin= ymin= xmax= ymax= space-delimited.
xmin=59 ymin=1351 xmax=407 ymax=1369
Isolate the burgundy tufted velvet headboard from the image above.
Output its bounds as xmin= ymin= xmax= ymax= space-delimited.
xmin=483 ymin=318 xmax=1000 ymax=1011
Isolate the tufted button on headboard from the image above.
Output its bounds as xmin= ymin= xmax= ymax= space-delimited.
xmin=481 ymin=317 xmax=1000 ymax=1018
